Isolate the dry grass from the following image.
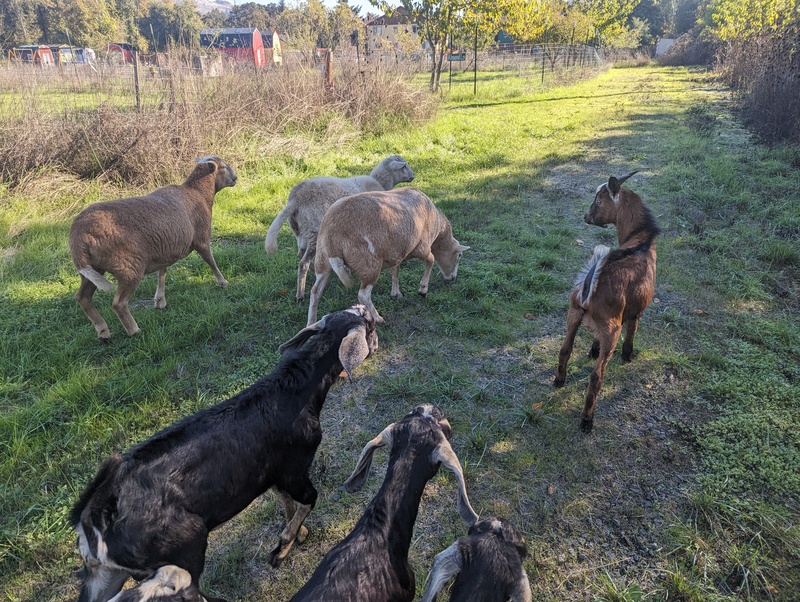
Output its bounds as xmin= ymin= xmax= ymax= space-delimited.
xmin=0 ymin=57 xmax=436 ymax=188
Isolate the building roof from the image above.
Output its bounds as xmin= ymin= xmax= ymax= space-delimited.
xmin=366 ymin=7 xmax=413 ymax=26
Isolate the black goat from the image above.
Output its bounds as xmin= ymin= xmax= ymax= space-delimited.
xmin=290 ymin=404 xmax=479 ymax=602
xmin=419 ymin=517 xmax=531 ymax=602
xmin=70 ymin=305 xmax=378 ymax=602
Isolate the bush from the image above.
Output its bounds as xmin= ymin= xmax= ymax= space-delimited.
xmin=656 ymin=30 xmax=718 ymax=67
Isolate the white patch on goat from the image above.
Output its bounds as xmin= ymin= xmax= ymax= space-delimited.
xmin=76 ymin=524 xmax=95 ymax=562
xmin=574 ymin=245 xmax=611 ymax=309
xmin=110 ymin=565 xmax=194 ymax=602
xmin=595 ymin=183 xmax=606 ymax=195
xmin=363 ymin=235 xmax=376 ymax=255
xmin=420 ymin=403 xmax=435 ymax=420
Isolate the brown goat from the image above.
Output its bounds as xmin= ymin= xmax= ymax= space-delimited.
xmin=554 ymin=172 xmax=660 ymax=433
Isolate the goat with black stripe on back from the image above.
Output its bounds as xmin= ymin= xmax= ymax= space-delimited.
xmin=554 ymin=171 xmax=660 ymax=433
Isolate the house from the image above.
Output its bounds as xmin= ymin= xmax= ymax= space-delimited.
xmin=364 ymin=7 xmax=423 ymax=54
xmin=200 ymin=28 xmax=266 ymax=67
xmin=260 ymin=30 xmax=283 ymax=66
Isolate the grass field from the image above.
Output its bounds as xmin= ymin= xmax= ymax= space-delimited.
xmin=1 ymin=64 xmax=798 ymax=601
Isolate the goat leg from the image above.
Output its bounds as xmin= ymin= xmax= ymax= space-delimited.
xmin=621 ymin=317 xmax=640 ymax=362
xmin=581 ymin=328 xmax=620 ymax=433
xmin=268 ymin=502 xmax=313 ymax=568
xmin=555 ymin=305 xmax=583 ymax=387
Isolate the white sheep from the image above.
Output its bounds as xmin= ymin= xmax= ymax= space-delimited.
xmin=264 ymin=154 xmax=414 ymax=302
xmin=69 ymin=156 xmax=237 ymax=340
xmin=306 ymin=187 xmax=470 ymax=326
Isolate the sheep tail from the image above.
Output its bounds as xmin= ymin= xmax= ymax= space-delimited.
xmin=329 ymin=257 xmax=354 ymax=288
xmin=79 ymin=267 xmax=114 ymax=292
xmin=265 ymin=204 xmax=293 ymax=255
xmin=574 ymin=245 xmax=610 ymax=308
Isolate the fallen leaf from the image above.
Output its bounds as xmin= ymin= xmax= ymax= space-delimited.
xmin=524 ymin=313 xmax=538 ymax=320
xmin=694 ymin=309 xmax=708 ymax=315
xmin=532 ymin=402 xmax=543 ymax=411
xmin=547 ymin=483 xmax=556 ymax=496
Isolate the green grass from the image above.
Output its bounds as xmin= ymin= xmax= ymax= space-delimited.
xmin=1 ymin=65 xmax=799 ymax=601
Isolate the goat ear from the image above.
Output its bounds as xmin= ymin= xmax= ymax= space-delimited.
xmin=431 ymin=439 xmax=479 ymax=525
xmin=339 ymin=325 xmax=370 ymax=381
xmin=419 ymin=541 xmax=464 ymax=602
xmin=343 ymin=424 xmax=394 ymax=492
xmin=278 ymin=316 xmax=327 ymax=353
xmin=608 ymin=176 xmax=621 ymax=196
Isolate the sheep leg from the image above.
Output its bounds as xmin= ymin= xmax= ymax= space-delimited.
xmin=621 ymin=317 xmax=639 ymax=362
xmin=390 ymin=265 xmax=403 ymax=299
xmin=307 ymin=270 xmax=331 ymax=326
xmin=154 ymin=269 xmax=167 ymax=309
xmin=274 ymin=488 xmax=308 ymax=543
xmin=194 ymin=243 xmax=228 ymax=287
xmin=111 ymin=278 xmax=141 ymax=337
xmin=76 ymin=275 xmax=111 ymax=341
xmin=555 ymin=305 xmax=583 ymax=387
xmin=295 ymin=246 xmax=314 ymax=302
xmin=417 ymin=254 xmax=435 ymax=297
xmin=581 ymin=325 xmax=621 ymax=433
xmin=77 ymin=561 xmax=129 ymax=602
xmin=358 ymin=284 xmax=385 ymax=324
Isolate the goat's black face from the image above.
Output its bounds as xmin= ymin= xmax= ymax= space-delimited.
xmin=468 ymin=516 xmax=528 ymax=559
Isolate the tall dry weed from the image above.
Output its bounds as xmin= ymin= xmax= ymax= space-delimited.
xmin=0 ymin=57 xmax=435 ymax=189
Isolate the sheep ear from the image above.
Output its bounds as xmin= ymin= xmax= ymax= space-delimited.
xmin=419 ymin=541 xmax=464 ymax=602
xmin=456 ymin=243 xmax=470 ymax=252
xmin=431 ymin=439 xmax=478 ymax=525
xmin=278 ymin=316 xmax=327 ymax=353
xmin=339 ymin=325 xmax=370 ymax=381
xmin=343 ymin=424 xmax=394 ymax=492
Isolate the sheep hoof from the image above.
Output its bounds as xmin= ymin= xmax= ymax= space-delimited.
xmin=417 ymin=291 xmax=428 ymax=298
xmin=391 ymin=292 xmax=403 ymax=300
xmin=155 ymin=299 xmax=166 ymax=310
xmin=218 ymin=279 xmax=229 ymax=288
xmin=295 ymin=296 xmax=305 ymax=304
xmin=580 ymin=416 xmax=594 ymax=433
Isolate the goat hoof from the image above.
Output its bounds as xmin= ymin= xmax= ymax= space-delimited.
xmin=553 ymin=377 xmax=565 ymax=388
xmin=580 ymin=417 xmax=594 ymax=433
xmin=621 ymin=351 xmax=634 ymax=362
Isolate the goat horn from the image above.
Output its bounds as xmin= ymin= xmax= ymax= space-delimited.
xmin=617 ymin=170 xmax=640 ymax=184
xmin=431 ymin=439 xmax=479 ymax=525
xmin=278 ymin=315 xmax=328 ymax=353
xmin=343 ymin=424 xmax=394 ymax=493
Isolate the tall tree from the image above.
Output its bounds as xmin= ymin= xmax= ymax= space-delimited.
xmin=227 ymin=2 xmax=273 ymax=30
xmin=0 ymin=0 xmax=41 ymax=46
xmin=138 ymin=0 xmax=203 ymax=51
xmin=329 ymin=0 xmax=362 ymax=50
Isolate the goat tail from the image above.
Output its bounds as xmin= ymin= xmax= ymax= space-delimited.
xmin=79 ymin=267 xmax=114 ymax=292
xmin=265 ymin=204 xmax=293 ymax=255
xmin=574 ymin=245 xmax=610 ymax=309
xmin=329 ymin=257 xmax=354 ymax=288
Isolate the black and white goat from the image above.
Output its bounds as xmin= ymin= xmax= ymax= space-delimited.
xmin=290 ymin=404 xmax=479 ymax=602
xmin=70 ymin=305 xmax=378 ymax=602
xmin=420 ymin=517 xmax=531 ymax=602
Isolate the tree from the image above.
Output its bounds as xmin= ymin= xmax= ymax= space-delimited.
xmin=201 ymin=8 xmax=227 ymax=28
xmin=329 ymin=0 xmax=363 ymax=50
xmin=137 ymin=0 xmax=203 ymax=51
xmin=0 ymin=0 xmax=42 ymax=46
xmin=227 ymin=2 xmax=273 ymax=30
xmin=700 ymin=0 xmax=797 ymax=41
xmin=275 ymin=0 xmax=330 ymax=59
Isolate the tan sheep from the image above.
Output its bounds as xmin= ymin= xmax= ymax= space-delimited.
xmin=265 ymin=155 xmax=415 ymax=302
xmin=307 ymin=187 xmax=469 ymax=326
xmin=69 ymin=156 xmax=237 ymax=340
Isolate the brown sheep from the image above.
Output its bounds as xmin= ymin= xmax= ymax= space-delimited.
xmin=554 ymin=171 xmax=660 ymax=433
xmin=69 ymin=156 xmax=237 ymax=340
xmin=306 ymin=187 xmax=469 ymax=326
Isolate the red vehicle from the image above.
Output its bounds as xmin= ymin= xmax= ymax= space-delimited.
xmin=200 ymin=28 xmax=266 ymax=67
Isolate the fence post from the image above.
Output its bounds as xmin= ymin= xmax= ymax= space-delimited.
xmin=132 ymin=49 xmax=141 ymax=112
